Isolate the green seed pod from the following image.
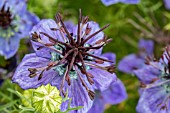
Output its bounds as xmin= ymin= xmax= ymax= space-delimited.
xmin=32 ymin=84 xmax=62 ymax=113
xmin=22 ymin=84 xmax=62 ymax=113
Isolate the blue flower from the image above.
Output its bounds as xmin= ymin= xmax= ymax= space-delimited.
xmin=0 ymin=0 xmax=39 ymax=59
xmin=101 ymin=0 xmax=140 ymax=6
xmin=118 ymin=39 xmax=154 ymax=74
xmin=135 ymin=46 xmax=170 ymax=113
xmin=12 ymin=12 xmax=117 ymax=113
xmin=87 ymin=53 xmax=127 ymax=113
xmin=164 ymin=0 xmax=170 ymax=10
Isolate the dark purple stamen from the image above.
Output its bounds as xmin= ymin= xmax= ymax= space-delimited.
xmin=30 ymin=11 xmax=114 ymax=100
xmin=0 ymin=2 xmax=12 ymax=29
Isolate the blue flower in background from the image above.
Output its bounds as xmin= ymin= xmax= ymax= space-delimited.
xmin=101 ymin=0 xmax=140 ymax=6
xmin=136 ymin=47 xmax=170 ymax=113
xmin=118 ymin=39 xmax=154 ymax=75
xmin=0 ymin=0 xmax=39 ymax=59
xmin=135 ymin=46 xmax=170 ymax=113
xmin=164 ymin=0 xmax=170 ymax=10
xmin=88 ymin=53 xmax=127 ymax=113
xmin=12 ymin=12 xmax=118 ymax=113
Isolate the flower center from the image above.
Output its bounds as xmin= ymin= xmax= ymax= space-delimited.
xmin=0 ymin=3 xmax=12 ymax=29
xmin=29 ymin=11 xmax=115 ymax=100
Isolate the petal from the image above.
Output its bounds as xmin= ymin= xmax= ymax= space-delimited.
xmin=164 ymin=0 xmax=170 ymax=10
xmin=85 ymin=21 xmax=104 ymax=45
xmin=51 ymin=76 xmax=93 ymax=113
xmin=12 ymin=53 xmax=57 ymax=89
xmin=30 ymin=19 xmax=62 ymax=59
xmin=118 ymin=54 xmax=145 ymax=74
xmin=64 ymin=21 xmax=75 ymax=33
xmin=138 ymin=39 xmax=154 ymax=56
xmin=101 ymin=0 xmax=140 ymax=6
xmin=18 ymin=11 xmax=40 ymax=38
xmin=1 ymin=0 xmax=27 ymax=15
xmin=87 ymin=97 xmax=105 ymax=113
xmin=133 ymin=62 xmax=160 ymax=84
xmin=136 ymin=83 xmax=170 ymax=113
xmin=0 ymin=37 xmax=20 ymax=59
xmin=101 ymin=79 xmax=127 ymax=104
xmin=88 ymin=68 xmax=117 ymax=91
xmin=102 ymin=52 xmax=116 ymax=64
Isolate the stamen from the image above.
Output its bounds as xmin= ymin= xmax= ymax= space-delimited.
xmin=81 ymin=24 xmax=110 ymax=45
xmin=84 ymin=62 xmax=115 ymax=73
xmin=77 ymin=9 xmax=82 ymax=45
xmin=75 ymin=66 xmax=95 ymax=100
xmin=78 ymin=53 xmax=94 ymax=85
xmin=78 ymin=44 xmax=104 ymax=50
xmin=144 ymin=79 xmax=170 ymax=89
xmin=52 ymin=48 xmax=76 ymax=67
xmin=82 ymin=16 xmax=89 ymax=24
xmin=31 ymin=32 xmax=41 ymax=42
xmin=82 ymin=51 xmax=114 ymax=63
xmin=39 ymin=32 xmax=72 ymax=48
xmin=34 ymin=37 xmax=63 ymax=55
xmin=65 ymin=49 xmax=78 ymax=85
xmin=60 ymin=66 xmax=68 ymax=97
xmin=56 ymin=13 xmax=76 ymax=45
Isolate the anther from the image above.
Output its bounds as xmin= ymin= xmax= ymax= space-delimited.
xmin=88 ymin=90 xmax=95 ymax=100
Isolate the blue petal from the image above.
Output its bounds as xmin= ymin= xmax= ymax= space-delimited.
xmin=30 ymin=19 xmax=62 ymax=59
xmin=102 ymin=52 xmax=116 ymax=64
xmin=101 ymin=0 xmax=140 ymax=6
xmin=51 ymin=75 xmax=93 ymax=113
xmin=118 ymin=54 xmax=145 ymax=74
xmin=1 ymin=0 xmax=27 ymax=15
xmin=18 ymin=11 xmax=40 ymax=38
xmin=87 ymin=97 xmax=105 ymax=113
xmin=0 ymin=37 xmax=20 ymax=59
xmin=136 ymin=82 xmax=170 ymax=113
xmin=101 ymin=79 xmax=127 ymax=104
xmin=88 ymin=68 xmax=117 ymax=91
xmin=64 ymin=21 xmax=75 ymax=33
xmin=12 ymin=53 xmax=57 ymax=89
xmin=133 ymin=62 xmax=160 ymax=84
xmin=138 ymin=39 xmax=154 ymax=56
xmin=164 ymin=0 xmax=170 ymax=10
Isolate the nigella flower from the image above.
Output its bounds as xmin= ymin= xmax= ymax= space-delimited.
xmin=12 ymin=11 xmax=117 ymax=113
xmin=135 ymin=46 xmax=170 ymax=113
xmin=101 ymin=0 xmax=140 ymax=6
xmin=164 ymin=0 xmax=170 ymax=10
xmin=87 ymin=53 xmax=127 ymax=113
xmin=0 ymin=0 xmax=39 ymax=59
xmin=118 ymin=39 xmax=154 ymax=74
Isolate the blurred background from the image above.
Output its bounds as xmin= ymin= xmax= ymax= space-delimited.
xmin=0 ymin=0 xmax=169 ymax=112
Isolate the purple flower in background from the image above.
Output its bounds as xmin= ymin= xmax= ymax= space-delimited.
xmin=101 ymin=0 xmax=140 ymax=6
xmin=88 ymin=53 xmax=127 ymax=113
xmin=12 ymin=11 xmax=117 ymax=113
xmin=118 ymin=39 xmax=154 ymax=74
xmin=164 ymin=0 xmax=170 ymax=10
xmin=0 ymin=0 xmax=39 ymax=59
xmin=135 ymin=46 xmax=170 ymax=113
